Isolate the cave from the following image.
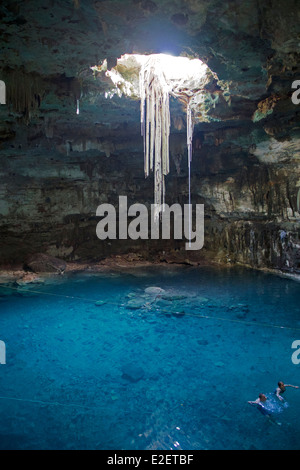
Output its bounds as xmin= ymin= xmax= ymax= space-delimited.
xmin=0 ymin=0 xmax=299 ymax=451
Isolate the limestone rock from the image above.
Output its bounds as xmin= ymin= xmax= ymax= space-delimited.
xmin=25 ymin=253 xmax=66 ymax=274
xmin=145 ymin=287 xmax=165 ymax=295
xmin=126 ymin=298 xmax=147 ymax=310
xmin=161 ymin=293 xmax=187 ymax=301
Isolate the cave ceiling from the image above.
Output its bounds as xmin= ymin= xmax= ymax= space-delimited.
xmin=0 ymin=0 xmax=299 ymax=155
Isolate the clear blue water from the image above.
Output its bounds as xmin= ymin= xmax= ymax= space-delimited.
xmin=0 ymin=265 xmax=299 ymax=450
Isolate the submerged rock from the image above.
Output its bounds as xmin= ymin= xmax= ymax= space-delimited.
xmin=0 ymin=284 xmax=15 ymax=297
xmin=121 ymin=364 xmax=145 ymax=383
xmin=196 ymin=297 xmax=209 ymax=303
xmin=161 ymin=293 xmax=187 ymax=301
xmin=145 ymin=287 xmax=165 ymax=295
xmin=126 ymin=299 xmax=147 ymax=310
xmin=228 ymin=304 xmax=249 ymax=313
xmin=172 ymin=311 xmax=185 ymax=318
xmin=215 ymin=361 xmax=225 ymax=368
xmin=197 ymin=339 xmax=209 ymax=346
xmin=95 ymin=300 xmax=107 ymax=307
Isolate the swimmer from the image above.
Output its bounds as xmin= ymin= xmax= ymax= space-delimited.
xmin=248 ymin=393 xmax=267 ymax=405
xmin=248 ymin=394 xmax=281 ymax=425
xmin=275 ymin=381 xmax=299 ymax=401
xmin=248 ymin=393 xmax=268 ymax=406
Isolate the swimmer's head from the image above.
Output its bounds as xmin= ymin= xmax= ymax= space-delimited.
xmin=259 ymin=394 xmax=267 ymax=402
xmin=278 ymin=381 xmax=284 ymax=388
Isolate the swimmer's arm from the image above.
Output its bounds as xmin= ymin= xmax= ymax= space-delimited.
xmin=248 ymin=399 xmax=260 ymax=405
xmin=276 ymin=388 xmax=284 ymax=401
xmin=285 ymin=384 xmax=299 ymax=389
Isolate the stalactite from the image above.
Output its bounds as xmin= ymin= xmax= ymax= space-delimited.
xmin=187 ymin=100 xmax=194 ymax=247
xmin=5 ymin=70 xmax=44 ymax=122
xmin=140 ymin=56 xmax=171 ymax=221
xmin=139 ymin=56 xmax=196 ymax=225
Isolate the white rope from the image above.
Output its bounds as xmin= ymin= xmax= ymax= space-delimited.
xmin=0 ymin=396 xmax=95 ymax=410
xmin=1 ymin=283 xmax=300 ymax=332
xmin=187 ymin=100 xmax=194 ymax=248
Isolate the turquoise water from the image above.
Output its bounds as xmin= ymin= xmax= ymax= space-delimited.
xmin=0 ymin=266 xmax=299 ymax=450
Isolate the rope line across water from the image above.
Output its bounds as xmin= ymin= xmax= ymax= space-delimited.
xmin=0 ymin=396 xmax=97 ymax=410
xmin=1 ymin=283 xmax=300 ymax=333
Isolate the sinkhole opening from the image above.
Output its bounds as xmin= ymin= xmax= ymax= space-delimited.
xmin=92 ymin=54 xmax=219 ymax=239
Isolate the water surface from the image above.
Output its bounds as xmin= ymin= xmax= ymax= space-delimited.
xmin=0 ymin=266 xmax=299 ymax=450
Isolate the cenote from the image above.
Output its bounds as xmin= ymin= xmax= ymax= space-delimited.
xmin=0 ymin=266 xmax=299 ymax=450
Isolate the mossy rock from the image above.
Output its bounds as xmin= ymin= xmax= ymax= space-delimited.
xmin=126 ymin=299 xmax=146 ymax=310
xmin=161 ymin=294 xmax=187 ymax=302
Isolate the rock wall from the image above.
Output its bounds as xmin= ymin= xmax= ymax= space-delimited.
xmin=0 ymin=102 xmax=299 ymax=274
xmin=0 ymin=0 xmax=299 ymax=274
